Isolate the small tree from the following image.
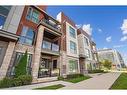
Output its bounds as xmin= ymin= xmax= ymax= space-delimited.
xmin=102 ymin=59 xmax=112 ymax=70
xmin=15 ymin=51 xmax=28 ymax=78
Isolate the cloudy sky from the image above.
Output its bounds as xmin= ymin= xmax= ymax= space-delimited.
xmin=47 ymin=6 xmax=127 ymax=64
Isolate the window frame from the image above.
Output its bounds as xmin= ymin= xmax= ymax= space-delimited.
xmin=19 ymin=26 xmax=35 ymax=46
xmin=26 ymin=7 xmax=40 ymax=24
xmin=69 ymin=26 xmax=76 ymax=38
xmin=70 ymin=41 xmax=77 ymax=54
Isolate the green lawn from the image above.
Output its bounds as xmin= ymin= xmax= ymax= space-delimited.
xmin=111 ymin=73 xmax=127 ymax=89
xmin=33 ymin=84 xmax=65 ymax=90
xmin=64 ymin=76 xmax=91 ymax=83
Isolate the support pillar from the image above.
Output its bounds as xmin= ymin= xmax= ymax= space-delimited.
xmin=32 ymin=26 xmax=44 ymax=83
xmin=0 ymin=41 xmax=15 ymax=79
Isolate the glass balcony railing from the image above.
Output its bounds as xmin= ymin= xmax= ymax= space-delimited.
xmin=42 ymin=40 xmax=59 ymax=52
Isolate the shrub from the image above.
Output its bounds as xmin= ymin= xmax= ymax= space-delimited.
xmin=0 ymin=75 xmax=32 ymax=88
xmin=15 ymin=51 xmax=28 ymax=78
xmin=0 ymin=77 xmax=13 ymax=88
xmin=66 ymin=74 xmax=84 ymax=79
xmin=18 ymin=75 xmax=32 ymax=85
xmin=57 ymin=76 xmax=64 ymax=80
xmin=12 ymin=78 xmax=22 ymax=87
xmin=88 ymin=69 xmax=104 ymax=73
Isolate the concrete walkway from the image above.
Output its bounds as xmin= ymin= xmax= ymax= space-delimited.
xmin=60 ymin=72 xmax=121 ymax=90
xmin=4 ymin=81 xmax=73 ymax=90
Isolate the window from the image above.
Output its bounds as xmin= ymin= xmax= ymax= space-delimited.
xmin=84 ymin=37 xmax=89 ymax=46
xmin=0 ymin=6 xmax=11 ymax=28
xmin=26 ymin=7 xmax=39 ymax=24
xmin=69 ymin=26 xmax=76 ymax=38
xmin=85 ymin=49 xmax=90 ymax=58
xmin=69 ymin=60 xmax=78 ymax=73
xmin=70 ymin=41 xmax=77 ymax=54
xmin=53 ymin=60 xmax=57 ymax=69
xmin=19 ymin=26 xmax=35 ymax=45
xmin=11 ymin=52 xmax=32 ymax=76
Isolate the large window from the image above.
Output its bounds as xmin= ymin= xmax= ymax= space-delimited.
xmin=84 ymin=37 xmax=89 ymax=46
xmin=19 ymin=26 xmax=35 ymax=45
xmin=11 ymin=52 xmax=32 ymax=76
xmin=70 ymin=41 xmax=77 ymax=54
xmin=69 ymin=26 xmax=76 ymax=38
xmin=26 ymin=7 xmax=39 ymax=24
xmin=0 ymin=6 xmax=11 ymax=29
xmin=69 ymin=60 xmax=78 ymax=73
xmin=85 ymin=49 xmax=91 ymax=58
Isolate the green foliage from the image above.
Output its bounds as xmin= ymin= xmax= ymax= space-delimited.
xmin=15 ymin=51 xmax=28 ymax=78
xmin=111 ymin=73 xmax=127 ymax=89
xmin=101 ymin=59 xmax=112 ymax=70
xmin=66 ymin=74 xmax=84 ymax=79
xmin=57 ymin=76 xmax=64 ymax=80
xmin=0 ymin=77 xmax=13 ymax=88
xmin=88 ymin=69 xmax=104 ymax=73
xmin=0 ymin=75 xmax=32 ymax=88
xmin=18 ymin=75 xmax=32 ymax=85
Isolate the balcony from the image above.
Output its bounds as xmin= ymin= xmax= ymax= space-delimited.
xmin=40 ymin=19 xmax=61 ymax=36
xmin=41 ymin=40 xmax=60 ymax=56
xmin=79 ymin=54 xmax=88 ymax=59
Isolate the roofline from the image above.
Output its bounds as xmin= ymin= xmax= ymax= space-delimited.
xmin=33 ymin=6 xmax=61 ymax=24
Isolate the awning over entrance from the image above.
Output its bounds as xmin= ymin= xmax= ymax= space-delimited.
xmin=0 ymin=29 xmax=19 ymax=42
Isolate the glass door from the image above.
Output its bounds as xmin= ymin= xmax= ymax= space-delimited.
xmin=38 ymin=58 xmax=51 ymax=78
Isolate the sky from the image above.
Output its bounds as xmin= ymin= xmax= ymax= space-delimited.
xmin=47 ymin=6 xmax=127 ymax=64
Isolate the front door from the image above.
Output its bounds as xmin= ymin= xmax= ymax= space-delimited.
xmin=38 ymin=58 xmax=51 ymax=78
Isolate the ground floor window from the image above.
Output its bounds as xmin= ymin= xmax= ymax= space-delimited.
xmin=69 ymin=60 xmax=78 ymax=73
xmin=11 ymin=52 xmax=32 ymax=76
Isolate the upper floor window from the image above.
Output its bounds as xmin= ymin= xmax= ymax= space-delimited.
xmin=26 ymin=7 xmax=39 ymax=24
xmin=85 ymin=49 xmax=90 ymax=58
xmin=84 ymin=37 xmax=89 ymax=46
xmin=70 ymin=41 xmax=77 ymax=54
xmin=19 ymin=26 xmax=35 ymax=45
xmin=0 ymin=6 xmax=11 ymax=29
xmin=69 ymin=26 xmax=76 ymax=38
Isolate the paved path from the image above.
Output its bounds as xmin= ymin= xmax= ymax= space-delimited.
xmin=60 ymin=72 xmax=121 ymax=90
xmin=4 ymin=81 xmax=73 ymax=90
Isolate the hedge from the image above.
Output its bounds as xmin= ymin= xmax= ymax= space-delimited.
xmin=0 ymin=75 xmax=32 ymax=88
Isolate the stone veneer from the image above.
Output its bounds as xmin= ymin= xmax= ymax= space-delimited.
xmin=0 ymin=41 xmax=15 ymax=79
xmin=32 ymin=26 xmax=44 ymax=83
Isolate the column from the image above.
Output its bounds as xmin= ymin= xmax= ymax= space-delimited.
xmin=32 ymin=26 xmax=44 ymax=83
xmin=0 ymin=41 xmax=15 ymax=79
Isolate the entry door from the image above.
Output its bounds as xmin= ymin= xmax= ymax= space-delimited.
xmin=38 ymin=58 xmax=51 ymax=78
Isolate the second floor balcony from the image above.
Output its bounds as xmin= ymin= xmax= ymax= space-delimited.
xmin=40 ymin=19 xmax=61 ymax=35
xmin=41 ymin=40 xmax=60 ymax=56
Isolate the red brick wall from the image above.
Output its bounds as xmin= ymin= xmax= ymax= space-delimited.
xmin=16 ymin=6 xmax=46 ymax=36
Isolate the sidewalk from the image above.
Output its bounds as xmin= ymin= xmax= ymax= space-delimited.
xmin=4 ymin=81 xmax=73 ymax=90
xmin=60 ymin=72 xmax=121 ymax=90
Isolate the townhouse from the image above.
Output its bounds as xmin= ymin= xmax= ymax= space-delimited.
xmin=0 ymin=6 xmax=62 ymax=83
xmin=0 ymin=6 xmax=99 ymax=83
xmin=77 ymin=28 xmax=99 ymax=74
xmin=98 ymin=49 xmax=125 ymax=70
xmin=57 ymin=12 xmax=80 ymax=76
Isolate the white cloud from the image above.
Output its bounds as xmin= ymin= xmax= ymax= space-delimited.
xmin=103 ymin=47 xmax=108 ymax=49
xmin=82 ymin=24 xmax=92 ymax=36
xmin=120 ymin=36 xmax=127 ymax=41
xmin=113 ymin=44 xmax=126 ymax=48
xmin=106 ymin=36 xmax=112 ymax=42
xmin=76 ymin=24 xmax=82 ymax=29
xmin=98 ymin=28 xmax=102 ymax=33
xmin=121 ymin=19 xmax=127 ymax=35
